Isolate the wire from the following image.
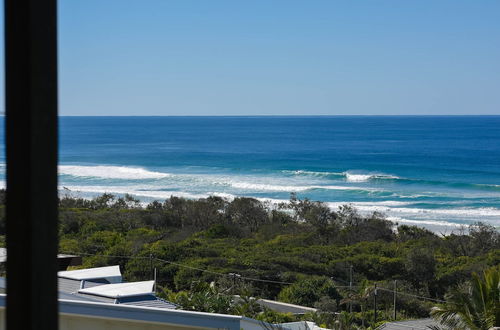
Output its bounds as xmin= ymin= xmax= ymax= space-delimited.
xmin=330 ymin=276 xmax=350 ymax=285
xmin=70 ymin=251 xmax=151 ymax=259
xmin=376 ymin=287 xmax=447 ymax=303
xmin=61 ymin=251 xmax=293 ymax=285
xmin=153 ymin=257 xmax=294 ymax=285
xmin=62 ymin=250 xmax=448 ymax=303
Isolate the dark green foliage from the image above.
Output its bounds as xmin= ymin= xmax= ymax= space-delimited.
xmin=430 ymin=265 xmax=500 ymax=330
xmin=397 ymin=225 xmax=437 ymax=242
xmin=0 ymin=189 xmax=496 ymax=324
xmin=278 ymin=276 xmax=341 ymax=308
xmin=167 ymin=281 xmax=235 ymax=314
xmin=405 ymin=247 xmax=437 ymax=291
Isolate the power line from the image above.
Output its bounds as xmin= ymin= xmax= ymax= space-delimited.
xmin=61 ymin=251 xmax=293 ymax=285
xmin=376 ymin=287 xmax=446 ymax=303
xmin=62 ymin=251 xmax=448 ymax=304
xmin=153 ymin=257 xmax=294 ymax=285
xmin=330 ymin=276 xmax=350 ymax=285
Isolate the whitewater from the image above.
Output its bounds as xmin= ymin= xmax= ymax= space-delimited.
xmin=2 ymin=116 xmax=500 ymax=232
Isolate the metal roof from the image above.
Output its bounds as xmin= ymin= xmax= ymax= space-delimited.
xmin=233 ymin=296 xmax=317 ymax=315
xmin=58 ymin=291 xmax=102 ymax=303
xmin=0 ymin=294 xmax=245 ymax=330
xmin=58 ymin=265 xmax=121 ymax=282
xmin=119 ymin=295 xmax=178 ymax=310
xmin=4 ymin=276 xmax=177 ymax=310
xmin=58 ymin=278 xmax=81 ymax=293
xmin=59 ymin=277 xmax=114 ymax=294
xmin=378 ymin=318 xmax=440 ymax=330
xmin=256 ymin=298 xmax=318 ymax=314
xmin=78 ymin=280 xmax=155 ymax=299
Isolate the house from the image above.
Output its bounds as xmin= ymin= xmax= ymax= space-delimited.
xmin=0 ymin=264 xmax=328 ymax=329
xmin=0 ymin=247 xmax=82 ymax=271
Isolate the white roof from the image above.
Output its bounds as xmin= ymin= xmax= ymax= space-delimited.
xmin=58 ymin=265 xmax=121 ymax=281
xmin=78 ymin=281 xmax=155 ymax=299
xmin=0 ymin=248 xmax=79 ymax=263
xmin=0 ymin=248 xmax=6 ymax=263
xmin=281 ymin=321 xmax=329 ymax=330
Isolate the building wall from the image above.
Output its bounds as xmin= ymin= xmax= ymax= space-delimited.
xmin=0 ymin=310 xmax=216 ymax=330
xmin=59 ymin=314 xmax=211 ymax=330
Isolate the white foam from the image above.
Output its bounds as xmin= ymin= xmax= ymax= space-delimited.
xmin=283 ymin=169 xmax=400 ymax=183
xmin=326 ymin=201 xmax=500 ymax=218
xmin=282 ymin=170 xmax=344 ymax=177
xmin=385 ymin=216 xmax=463 ymax=227
xmin=346 ymin=201 xmax=412 ymax=207
xmin=344 ymin=172 xmax=399 ymax=182
xmin=390 ymin=206 xmax=500 ymax=217
xmin=227 ymin=181 xmax=377 ymax=192
xmin=61 ymin=185 xmax=206 ymax=200
xmin=345 ymin=173 xmax=373 ymax=182
xmin=59 ymin=165 xmax=171 ymax=180
xmin=209 ymin=192 xmax=237 ymax=200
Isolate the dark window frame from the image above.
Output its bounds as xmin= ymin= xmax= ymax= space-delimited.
xmin=4 ymin=0 xmax=59 ymax=329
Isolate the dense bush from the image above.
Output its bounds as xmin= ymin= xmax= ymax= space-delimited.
xmin=0 ymin=189 xmax=498 ymax=326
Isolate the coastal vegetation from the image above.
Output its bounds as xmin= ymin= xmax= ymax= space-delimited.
xmin=429 ymin=266 xmax=499 ymax=330
xmin=0 ymin=190 xmax=498 ymax=328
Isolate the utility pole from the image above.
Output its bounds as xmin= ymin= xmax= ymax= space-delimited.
xmin=374 ymin=283 xmax=378 ymax=324
xmin=349 ymin=265 xmax=353 ymax=313
xmin=228 ymin=273 xmax=240 ymax=295
xmin=149 ymin=253 xmax=153 ymax=279
xmin=154 ymin=268 xmax=157 ymax=294
xmin=393 ymin=280 xmax=397 ymax=320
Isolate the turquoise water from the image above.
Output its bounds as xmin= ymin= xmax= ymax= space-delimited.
xmin=2 ymin=116 xmax=500 ymax=231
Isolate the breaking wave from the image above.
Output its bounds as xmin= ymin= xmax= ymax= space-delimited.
xmin=344 ymin=172 xmax=400 ymax=182
xmin=283 ymin=169 xmax=400 ymax=182
xmin=226 ymin=181 xmax=377 ymax=193
xmin=59 ymin=165 xmax=171 ymax=180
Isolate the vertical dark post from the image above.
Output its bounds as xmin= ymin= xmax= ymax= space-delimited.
xmin=149 ymin=253 xmax=153 ymax=279
xmin=349 ymin=265 xmax=353 ymax=313
xmin=393 ymin=280 xmax=397 ymax=320
xmin=5 ymin=0 xmax=59 ymax=329
xmin=373 ymin=283 xmax=377 ymax=324
xmin=153 ymin=268 xmax=157 ymax=294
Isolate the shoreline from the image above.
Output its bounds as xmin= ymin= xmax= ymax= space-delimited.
xmin=59 ymin=188 xmax=495 ymax=234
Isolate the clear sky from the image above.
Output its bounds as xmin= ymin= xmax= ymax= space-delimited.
xmin=2 ymin=1 xmax=500 ymax=115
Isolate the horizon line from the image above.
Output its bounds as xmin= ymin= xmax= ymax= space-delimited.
xmin=3 ymin=114 xmax=500 ymax=117
xmin=56 ymin=114 xmax=500 ymax=117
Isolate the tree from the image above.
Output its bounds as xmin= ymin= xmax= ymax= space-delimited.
xmin=278 ymin=276 xmax=342 ymax=308
xmin=397 ymin=225 xmax=437 ymax=242
xmin=227 ymin=197 xmax=269 ymax=232
xmin=430 ymin=265 xmax=500 ymax=330
xmin=167 ymin=281 xmax=234 ymax=314
xmin=405 ymin=247 xmax=436 ymax=292
xmin=340 ymin=279 xmax=372 ymax=327
xmin=91 ymin=193 xmax=116 ymax=209
xmin=468 ymin=222 xmax=500 ymax=256
xmin=333 ymin=311 xmax=361 ymax=330
xmin=287 ymin=193 xmax=336 ymax=230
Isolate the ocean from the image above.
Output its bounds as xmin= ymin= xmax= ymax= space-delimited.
xmin=1 ymin=116 xmax=500 ymax=232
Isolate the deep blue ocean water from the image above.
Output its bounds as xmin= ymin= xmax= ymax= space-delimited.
xmin=2 ymin=116 xmax=500 ymax=231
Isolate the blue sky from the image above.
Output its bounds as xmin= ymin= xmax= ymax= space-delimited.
xmin=3 ymin=1 xmax=500 ymax=115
